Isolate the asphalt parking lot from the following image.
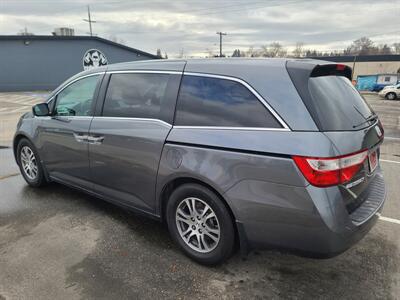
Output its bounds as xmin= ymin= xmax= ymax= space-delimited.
xmin=0 ymin=92 xmax=399 ymax=299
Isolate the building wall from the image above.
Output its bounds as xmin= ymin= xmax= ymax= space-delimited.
xmin=0 ymin=39 xmax=155 ymax=91
xmin=334 ymin=61 xmax=400 ymax=79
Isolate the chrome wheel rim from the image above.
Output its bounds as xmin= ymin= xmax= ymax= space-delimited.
xmin=175 ymin=197 xmax=220 ymax=253
xmin=20 ymin=146 xmax=38 ymax=180
xmin=388 ymin=93 xmax=395 ymax=100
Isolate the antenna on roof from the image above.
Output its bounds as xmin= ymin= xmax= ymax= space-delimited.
xmin=83 ymin=5 xmax=97 ymax=36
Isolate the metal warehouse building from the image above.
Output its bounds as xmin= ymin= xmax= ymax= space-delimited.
xmin=0 ymin=35 xmax=158 ymax=91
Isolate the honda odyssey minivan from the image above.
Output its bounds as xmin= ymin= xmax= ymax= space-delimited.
xmin=14 ymin=58 xmax=386 ymax=265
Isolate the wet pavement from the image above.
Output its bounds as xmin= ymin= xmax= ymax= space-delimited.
xmin=0 ymin=92 xmax=400 ymax=299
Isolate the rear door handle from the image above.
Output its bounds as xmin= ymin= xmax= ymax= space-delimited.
xmin=87 ymin=135 xmax=104 ymax=145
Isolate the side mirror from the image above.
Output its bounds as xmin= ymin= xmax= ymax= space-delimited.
xmin=32 ymin=103 xmax=50 ymax=116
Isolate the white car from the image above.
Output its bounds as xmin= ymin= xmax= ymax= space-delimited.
xmin=379 ymin=84 xmax=400 ymax=100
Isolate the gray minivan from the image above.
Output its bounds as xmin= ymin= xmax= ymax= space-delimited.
xmin=14 ymin=58 xmax=386 ymax=265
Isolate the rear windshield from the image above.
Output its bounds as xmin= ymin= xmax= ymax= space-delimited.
xmin=308 ymin=76 xmax=374 ymax=131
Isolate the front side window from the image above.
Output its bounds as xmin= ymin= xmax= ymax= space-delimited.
xmin=54 ymin=75 xmax=99 ymax=116
xmin=102 ymin=73 xmax=170 ymax=119
xmin=174 ymin=75 xmax=282 ymax=128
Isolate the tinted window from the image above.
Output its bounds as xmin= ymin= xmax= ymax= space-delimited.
xmin=308 ymin=76 xmax=374 ymax=131
xmin=54 ymin=75 xmax=99 ymax=116
xmin=103 ymin=73 xmax=170 ymax=120
xmin=175 ymin=76 xmax=281 ymax=128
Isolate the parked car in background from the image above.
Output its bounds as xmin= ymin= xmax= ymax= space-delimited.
xmin=13 ymin=59 xmax=386 ymax=265
xmin=379 ymin=83 xmax=400 ymax=100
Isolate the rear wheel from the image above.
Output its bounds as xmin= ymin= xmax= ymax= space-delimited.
xmin=385 ymin=92 xmax=397 ymax=100
xmin=17 ymin=138 xmax=47 ymax=187
xmin=166 ymin=183 xmax=235 ymax=265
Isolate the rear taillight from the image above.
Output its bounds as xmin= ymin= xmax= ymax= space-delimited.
xmin=293 ymin=150 xmax=368 ymax=187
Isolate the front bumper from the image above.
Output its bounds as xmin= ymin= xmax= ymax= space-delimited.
xmin=227 ymin=168 xmax=386 ymax=257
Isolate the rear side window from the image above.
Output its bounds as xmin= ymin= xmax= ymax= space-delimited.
xmin=102 ymin=73 xmax=170 ymax=120
xmin=308 ymin=76 xmax=373 ymax=131
xmin=174 ymin=75 xmax=282 ymax=128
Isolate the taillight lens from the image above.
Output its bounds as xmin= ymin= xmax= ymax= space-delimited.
xmin=293 ymin=150 xmax=368 ymax=187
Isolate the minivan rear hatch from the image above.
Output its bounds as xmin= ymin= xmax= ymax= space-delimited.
xmin=287 ymin=60 xmax=384 ymax=215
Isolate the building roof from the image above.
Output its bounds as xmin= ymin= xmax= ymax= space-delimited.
xmin=308 ymin=54 xmax=400 ymax=62
xmin=0 ymin=35 xmax=158 ymax=59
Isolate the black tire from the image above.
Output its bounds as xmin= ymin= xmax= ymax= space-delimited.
xmin=166 ymin=183 xmax=235 ymax=265
xmin=385 ymin=92 xmax=397 ymax=100
xmin=16 ymin=138 xmax=48 ymax=187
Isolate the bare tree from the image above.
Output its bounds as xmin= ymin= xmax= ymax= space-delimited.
xmin=156 ymin=48 xmax=162 ymax=58
xmin=292 ymin=42 xmax=304 ymax=57
xmin=345 ymin=37 xmax=378 ymax=55
xmin=246 ymin=46 xmax=258 ymax=57
xmin=269 ymin=42 xmax=287 ymax=57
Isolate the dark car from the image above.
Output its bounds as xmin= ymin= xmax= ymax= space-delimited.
xmin=14 ymin=58 xmax=386 ymax=265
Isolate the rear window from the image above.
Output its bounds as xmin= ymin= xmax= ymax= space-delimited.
xmin=174 ymin=75 xmax=282 ymax=128
xmin=308 ymin=76 xmax=374 ymax=131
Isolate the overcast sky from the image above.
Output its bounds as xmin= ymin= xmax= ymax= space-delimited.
xmin=0 ymin=0 xmax=399 ymax=57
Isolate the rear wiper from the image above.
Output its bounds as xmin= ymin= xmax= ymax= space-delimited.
xmin=352 ymin=113 xmax=378 ymax=128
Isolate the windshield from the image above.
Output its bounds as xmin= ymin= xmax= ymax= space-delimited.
xmin=308 ymin=76 xmax=374 ymax=131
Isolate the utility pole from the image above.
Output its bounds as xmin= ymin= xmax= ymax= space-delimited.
xmin=83 ymin=5 xmax=96 ymax=36
xmin=216 ymin=32 xmax=227 ymax=57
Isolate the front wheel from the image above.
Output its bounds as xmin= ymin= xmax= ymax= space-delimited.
xmin=385 ymin=92 xmax=397 ymax=100
xmin=17 ymin=138 xmax=47 ymax=187
xmin=166 ymin=183 xmax=235 ymax=265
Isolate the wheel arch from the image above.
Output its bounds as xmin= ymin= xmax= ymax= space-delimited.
xmin=13 ymin=133 xmax=33 ymax=162
xmin=13 ymin=133 xmax=50 ymax=182
xmin=158 ymin=176 xmax=246 ymax=252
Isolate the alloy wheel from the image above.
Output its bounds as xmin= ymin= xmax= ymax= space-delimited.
xmin=20 ymin=146 xmax=38 ymax=180
xmin=387 ymin=93 xmax=395 ymax=100
xmin=175 ymin=197 xmax=220 ymax=253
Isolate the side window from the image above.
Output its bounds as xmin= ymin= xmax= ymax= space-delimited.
xmin=102 ymin=73 xmax=170 ymax=120
xmin=54 ymin=75 xmax=99 ymax=116
xmin=174 ymin=75 xmax=282 ymax=128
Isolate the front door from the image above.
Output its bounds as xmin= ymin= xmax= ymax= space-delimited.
xmin=88 ymin=72 xmax=181 ymax=213
xmin=38 ymin=74 xmax=101 ymax=188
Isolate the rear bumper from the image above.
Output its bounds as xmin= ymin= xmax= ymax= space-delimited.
xmin=227 ymin=168 xmax=386 ymax=257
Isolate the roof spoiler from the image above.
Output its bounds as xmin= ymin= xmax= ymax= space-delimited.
xmin=310 ymin=64 xmax=352 ymax=80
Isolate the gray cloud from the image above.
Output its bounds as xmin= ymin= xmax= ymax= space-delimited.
xmin=0 ymin=0 xmax=398 ymax=57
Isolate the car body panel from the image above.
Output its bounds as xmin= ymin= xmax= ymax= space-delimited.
xmin=37 ymin=116 xmax=93 ymax=188
xmin=88 ymin=117 xmax=172 ymax=213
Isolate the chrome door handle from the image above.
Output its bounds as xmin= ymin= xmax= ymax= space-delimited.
xmin=87 ymin=136 xmax=104 ymax=145
xmin=73 ymin=132 xmax=89 ymax=143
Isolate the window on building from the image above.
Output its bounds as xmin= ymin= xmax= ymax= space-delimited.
xmin=102 ymin=73 xmax=170 ymax=120
xmin=174 ymin=75 xmax=282 ymax=128
xmin=384 ymin=76 xmax=391 ymax=82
